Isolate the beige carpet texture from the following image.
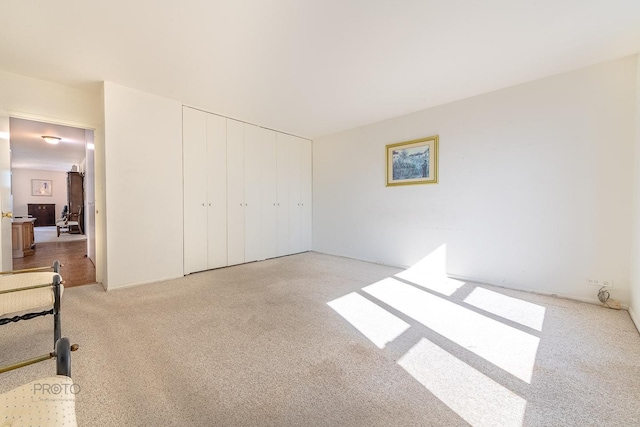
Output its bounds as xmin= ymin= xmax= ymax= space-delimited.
xmin=1 ymin=252 xmax=639 ymax=426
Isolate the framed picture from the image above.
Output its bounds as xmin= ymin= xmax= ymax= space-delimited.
xmin=32 ymin=179 xmax=52 ymax=196
xmin=386 ymin=135 xmax=439 ymax=186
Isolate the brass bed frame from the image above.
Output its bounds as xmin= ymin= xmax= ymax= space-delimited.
xmin=0 ymin=261 xmax=78 ymax=374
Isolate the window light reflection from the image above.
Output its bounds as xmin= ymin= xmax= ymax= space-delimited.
xmin=399 ymin=338 xmax=526 ymax=427
xmin=364 ymin=278 xmax=539 ymax=383
xmin=464 ymin=287 xmax=546 ymax=331
xmin=328 ymin=292 xmax=410 ymax=349
xmin=395 ymin=245 xmax=465 ymax=296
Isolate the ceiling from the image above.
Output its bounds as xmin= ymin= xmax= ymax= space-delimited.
xmin=10 ymin=118 xmax=88 ymax=172
xmin=0 ymin=1 xmax=638 ymax=139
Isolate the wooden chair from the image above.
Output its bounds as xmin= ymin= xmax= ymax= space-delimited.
xmin=56 ymin=207 xmax=83 ymax=237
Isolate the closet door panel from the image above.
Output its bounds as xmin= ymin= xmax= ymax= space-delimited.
xmin=276 ymin=133 xmax=292 ymax=256
xmin=300 ymin=138 xmax=312 ymax=252
xmin=183 ymin=107 xmax=208 ymax=274
xmin=227 ymin=119 xmax=245 ymax=266
xmin=207 ymin=113 xmax=227 ymax=269
xmin=243 ymin=123 xmax=262 ymax=262
xmin=288 ymin=138 xmax=302 ymax=254
xmin=261 ymin=129 xmax=277 ymax=259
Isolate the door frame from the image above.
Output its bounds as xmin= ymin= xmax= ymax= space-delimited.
xmin=1 ymin=110 xmax=100 ymax=282
xmin=0 ymin=114 xmax=12 ymax=271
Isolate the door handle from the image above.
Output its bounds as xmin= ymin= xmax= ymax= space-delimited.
xmin=2 ymin=212 xmax=12 ymax=218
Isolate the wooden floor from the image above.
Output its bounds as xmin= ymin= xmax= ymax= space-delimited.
xmin=12 ymin=240 xmax=96 ymax=288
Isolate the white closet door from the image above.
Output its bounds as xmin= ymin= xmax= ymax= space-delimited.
xmin=207 ymin=113 xmax=227 ymax=269
xmin=183 ymin=107 xmax=208 ymax=274
xmin=288 ymin=138 xmax=302 ymax=254
xmin=261 ymin=129 xmax=277 ymax=259
xmin=243 ymin=123 xmax=262 ymax=263
xmin=227 ymin=119 xmax=245 ymax=266
xmin=276 ymin=133 xmax=292 ymax=256
xmin=300 ymin=138 xmax=312 ymax=252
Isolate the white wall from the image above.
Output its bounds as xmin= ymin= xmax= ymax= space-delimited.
xmin=12 ymin=169 xmax=68 ymax=218
xmin=631 ymin=54 xmax=640 ymax=331
xmin=314 ymin=56 xmax=637 ymax=305
xmin=0 ymin=70 xmax=100 ymax=127
xmin=103 ymin=82 xmax=183 ymax=289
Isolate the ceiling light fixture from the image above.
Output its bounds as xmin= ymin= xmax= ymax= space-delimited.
xmin=42 ymin=136 xmax=61 ymax=145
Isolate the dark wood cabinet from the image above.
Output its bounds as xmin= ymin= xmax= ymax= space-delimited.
xmin=28 ymin=203 xmax=56 ymax=226
xmin=67 ymin=172 xmax=84 ymax=233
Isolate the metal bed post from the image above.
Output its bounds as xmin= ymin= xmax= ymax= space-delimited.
xmin=0 ymin=259 xmax=78 ymax=375
xmin=53 ymin=274 xmax=61 ymax=347
xmin=52 ymin=260 xmax=61 ymax=347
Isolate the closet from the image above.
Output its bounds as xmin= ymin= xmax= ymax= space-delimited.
xmin=227 ymin=122 xmax=278 ymax=265
xmin=183 ymin=108 xmax=227 ymax=274
xmin=276 ymin=133 xmax=312 ymax=256
xmin=183 ymin=106 xmax=312 ymax=275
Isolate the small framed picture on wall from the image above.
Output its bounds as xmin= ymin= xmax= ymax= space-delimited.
xmin=32 ymin=179 xmax=52 ymax=196
xmin=386 ymin=135 xmax=439 ymax=186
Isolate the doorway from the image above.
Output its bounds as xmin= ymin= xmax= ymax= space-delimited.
xmin=8 ymin=117 xmax=96 ymax=287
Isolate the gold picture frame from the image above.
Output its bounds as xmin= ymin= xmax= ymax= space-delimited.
xmin=31 ymin=179 xmax=52 ymax=196
xmin=386 ymin=135 xmax=439 ymax=186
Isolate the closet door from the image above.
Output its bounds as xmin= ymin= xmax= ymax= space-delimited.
xmin=243 ymin=123 xmax=262 ymax=262
xmin=206 ymin=113 xmax=227 ymax=269
xmin=288 ymin=138 xmax=302 ymax=254
xmin=261 ymin=129 xmax=277 ymax=259
xmin=227 ymin=119 xmax=245 ymax=266
xmin=183 ymin=107 xmax=208 ymax=274
xmin=276 ymin=133 xmax=292 ymax=256
xmin=300 ymin=138 xmax=312 ymax=252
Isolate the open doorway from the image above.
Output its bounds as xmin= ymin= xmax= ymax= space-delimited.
xmin=9 ymin=117 xmax=96 ymax=287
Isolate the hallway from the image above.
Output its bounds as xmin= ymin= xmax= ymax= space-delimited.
xmin=12 ymin=240 xmax=96 ymax=288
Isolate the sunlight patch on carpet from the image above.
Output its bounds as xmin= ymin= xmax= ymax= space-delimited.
xmin=328 ymin=292 xmax=410 ymax=349
xmin=464 ymin=286 xmax=546 ymax=331
xmin=364 ymin=278 xmax=539 ymax=383
xmin=399 ymin=338 xmax=526 ymax=427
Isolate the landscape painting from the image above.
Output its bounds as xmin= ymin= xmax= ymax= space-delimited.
xmin=386 ymin=135 xmax=439 ymax=186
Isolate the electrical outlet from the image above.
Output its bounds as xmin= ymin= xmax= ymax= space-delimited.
xmin=586 ymin=277 xmax=614 ymax=288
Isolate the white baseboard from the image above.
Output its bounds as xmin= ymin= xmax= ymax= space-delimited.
xmin=313 ymin=251 xmax=632 ymax=308
xmin=105 ymin=274 xmax=184 ymax=291
xmin=629 ymin=306 xmax=640 ymax=334
xmin=445 ymin=273 xmax=630 ymax=307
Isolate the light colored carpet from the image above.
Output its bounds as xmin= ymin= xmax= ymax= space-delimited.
xmin=34 ymin=226 xmax=87 ymax=243
xmin=1 ymin=252 xmax=639 ymax=426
